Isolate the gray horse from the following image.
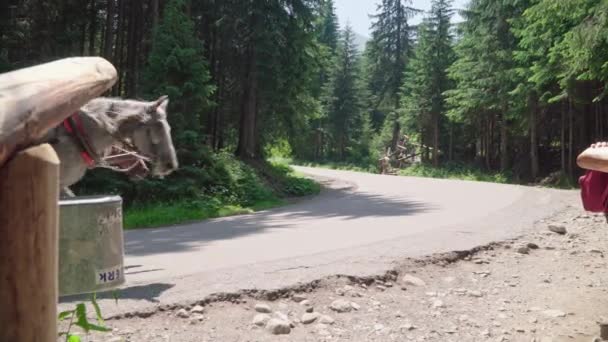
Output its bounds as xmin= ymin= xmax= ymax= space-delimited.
xmin=41 ymin=95 xmax=178 ymax=196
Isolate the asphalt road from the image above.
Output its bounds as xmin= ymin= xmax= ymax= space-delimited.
xmin=60 ymin=166 xmax=578 ymax=316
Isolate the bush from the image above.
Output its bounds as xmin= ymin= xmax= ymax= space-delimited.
xmin=74 ymin=151 xmax=320 ymax=229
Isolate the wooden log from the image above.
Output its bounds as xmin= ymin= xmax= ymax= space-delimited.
xmin=577 ymin=147 xmax=608 ymax=172
xmin=0 ymin=144 xmax=60 ymax=341
xmin=0 ymin=57 xmax=117 ymax=167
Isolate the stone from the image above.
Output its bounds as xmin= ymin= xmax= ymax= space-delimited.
xmin=468 ymin=290 xmax=483 ymax=298
xmin=374 ymin=323 xmax=385 ymax=331
xmin=542 ymin=309 xmax=566 ymax=318
xmin=351 ymin=302 xmax=361 ymax=310
xmin=255 ymin=303 xmax=272 ymax=313
xmin=106 ymin=337 xmax=125 ymax=342
xmin=305 ymin=307 xmax=314 ymax=313
xmin=330 ymin=299 xmax=352 ymax=313
xmin=548 ymin=224 xmax=567 ymax=235
xmin=320 ymin=315 xmax=335 ymax=325
xmin=253 ymin=314 xmax=271 ymax=327
xmin=189 ymin=315 xmax=204 ymax=325
xmin=376 ymin=285 xmax=387 ymax=291
xmin=402 ymin=274 xmax=426 ymax=287
xmin=301 ymin=312 xmax=321 ymax=324
xmin=400 ymin=323 xmax=416 ymax=331
xmin=517 ymin=246 xmax=530 ymax=254
xmin=432 ymin=300 xmax=445 ymax=308
xmin=274 ymin=311 xmax=290 ymax=322
xmin=190 ymin=305 xmax=204 ymax=314
xmin=292 ymin=294 xmax=307 ymax=303
xmin=266 ymin=319 xmax=291 ymax=335
xmin=527 ymin=243 xmax=540 ymax=249
xmin=176 ymin=309 xmax=190 ymax=318
xmin=300 ymin=299 xmax=312 ymax=307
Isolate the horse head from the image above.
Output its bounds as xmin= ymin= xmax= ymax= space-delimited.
xmin=129 ymin=95 xmax=179 ymax=178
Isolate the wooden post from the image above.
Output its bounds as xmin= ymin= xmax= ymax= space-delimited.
xmin=0 ymin=57 xmax=117 ymax=167
xmin=0 ymin=144 xmax=60 ymax=341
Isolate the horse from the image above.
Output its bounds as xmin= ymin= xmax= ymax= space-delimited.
xmin=39 ymin=95 xmax=179 ymax=196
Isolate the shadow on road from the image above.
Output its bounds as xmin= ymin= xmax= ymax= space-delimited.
xmin=60 ymin=282 xmax=174 ymax=303
xmin=124 ymin=184 xmax=435 ymax=257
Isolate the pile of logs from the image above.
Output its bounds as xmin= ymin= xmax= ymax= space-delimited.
xmin=378 ymin=136 xmax=439 ymax=174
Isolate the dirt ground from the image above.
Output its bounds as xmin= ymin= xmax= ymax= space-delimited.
xmin=78 ymin=204 xmax=608 ymax=342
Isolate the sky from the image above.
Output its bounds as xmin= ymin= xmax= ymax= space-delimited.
xmin=334 ymin=0 xmax=470 ymax=37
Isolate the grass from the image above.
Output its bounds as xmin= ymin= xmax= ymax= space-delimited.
xmin=289 ymin=158 xmax=576 ymax=189
xmin=123 ymin=161 xmax=317 ymax=229
xmin=283 ymin=158 xmax=377 ymax=174
xmin=397 ymin=163 xmax=512 ymax=184
xmin=123 ymin=198 xmax=285 ymax=229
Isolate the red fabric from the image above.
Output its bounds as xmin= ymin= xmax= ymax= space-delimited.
xmin=63 ymin=113 xmax=95 ymax=167
xmin=579 ymin=170 xmax=608 ymax=212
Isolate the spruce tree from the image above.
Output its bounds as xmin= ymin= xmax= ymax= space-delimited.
xmin=142 ymin=0 xmax=214 ymax=148
xmin=401 ymin=0 xmax=454 ymax=165
xmin=323 ymin=24 xmax=364 ymax=160
xmin=366 ymin=0 xmax=419 ymax=152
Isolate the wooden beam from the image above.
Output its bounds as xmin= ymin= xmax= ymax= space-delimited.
xmin=0 ymin=144 xmax=60 ymax=341
xmin=577 ymin=147 xmax=608 ymax=172
xmin=0 ymin=57 xmax=117 ymax=167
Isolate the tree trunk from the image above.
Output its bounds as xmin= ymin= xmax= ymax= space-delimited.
xmin=432 ymin=112 xmax=439 ymax=166
xmin=236 ymin=42 xmax=258 ymax=159
xmin=485 ymin=118 xmax=491 ymax=170
xmin=530 ymin=97 xmax=539 ymax=180
xmin=113 ymin=0 xmax=126 ymax=96
xmin=568 ymin=98 xmax=574 ymax=176
xmin=390 ymin=118 xmax=400 ymax=155
xmin=88 ymin=0 xmax=97 ymax=55
xmin=449 ymin=121 xmax=453 ymax=162
xmin=561 ymin=100 xmax=566 ymax=173
xmin=500 ymin=109 xmax=508 ymax=172
xmin=103 ymin=0 xmax=116 ymax=60
xmin=151 ymin=0 xmax=160 ymax=34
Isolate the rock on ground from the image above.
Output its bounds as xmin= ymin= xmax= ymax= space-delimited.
xmin=266 ymin=319 xmax=291 ymax=335
xmin=301 ymin=312 xmax=321 ymax=324
xmin=548 ymin=224 xmax=567 ymax=235
xmin=402 ymin=274 xmax=426 ymax=287
xmin=329 ymin=299 xmax=352 ymax=313
xmin=255 ymin=303 xmax=272 ymax=313
xmin=253 ymin=314 xmax=271 ymax=327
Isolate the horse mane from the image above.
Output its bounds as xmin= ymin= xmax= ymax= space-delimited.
xmin=81 ymin=97 xmax=154 ymax=135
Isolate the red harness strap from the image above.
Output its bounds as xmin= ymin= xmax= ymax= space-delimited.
xmin=63 ymin=113 xmax=96 ymax=167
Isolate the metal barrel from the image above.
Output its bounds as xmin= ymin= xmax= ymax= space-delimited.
xmin=58 ymin=195 xmax=125 ymax=296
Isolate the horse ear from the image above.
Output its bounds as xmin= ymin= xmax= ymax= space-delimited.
xmin=149 ymin=95 xmax=169 ymax=114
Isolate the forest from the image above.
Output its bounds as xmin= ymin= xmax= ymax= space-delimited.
xmin=2 ymin=0 xmax=607 ymax=223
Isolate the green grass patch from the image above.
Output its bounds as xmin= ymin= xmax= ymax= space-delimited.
xmin=122 ymin=160 xmax=318 ymax=229
xmin=397 ymin=163 xmax=512 ymax=184
xmin=290 ymin=160 xmax=377 ymax=174
xmin=124 ymin=196 xmax=287 ymax=229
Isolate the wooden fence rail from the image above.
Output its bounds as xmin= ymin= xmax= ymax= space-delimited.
xmin=0 ymin=57 xmax=117 ymax=341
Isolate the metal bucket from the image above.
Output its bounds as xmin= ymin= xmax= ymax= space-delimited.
xmin=58 ymin=195 xmax=125 ymax=296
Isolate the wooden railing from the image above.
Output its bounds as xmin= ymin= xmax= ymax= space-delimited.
xmin=0 ymin=57 xmax=117 ymax=341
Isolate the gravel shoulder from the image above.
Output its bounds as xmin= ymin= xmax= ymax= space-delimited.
xmin=77 ymin=203 xmax=608 ymax=342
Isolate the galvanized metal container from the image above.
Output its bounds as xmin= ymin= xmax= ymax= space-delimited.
xmin=58 ymin=195 xmax=125 ymax=296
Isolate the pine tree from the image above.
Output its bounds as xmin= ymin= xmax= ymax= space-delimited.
xmin=445 ymin=0 xmax=524 ymax=171
xmin=401 ymin=0 xmax=454 ymax=166
xmin=365 ymin=0 xmax=419 ymax=152
xmin=317 ymin=0 xmax=340 ymax=52
xmin=323 ymin=24 xmax=364 ymax=160
xmin=142 ymin=0 xmax=215 ymax=158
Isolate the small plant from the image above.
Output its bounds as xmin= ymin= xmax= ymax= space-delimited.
xmin=58 ymin=294 xmax=111 ymax=341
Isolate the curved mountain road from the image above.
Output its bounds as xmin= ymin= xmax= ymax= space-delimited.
xmin=61 ymin=166 xmax=578 ymax=316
